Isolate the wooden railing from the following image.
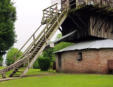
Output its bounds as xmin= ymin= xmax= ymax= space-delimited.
xmin=41 ymin=3 xmax=58 ymax=24
xmin=76 ymin=0 xmax=113 ymax=8
xmin=41 ymin=2 xmax=70 ymax=25
xmin=61 ymin=0 xmax=70 ymax=10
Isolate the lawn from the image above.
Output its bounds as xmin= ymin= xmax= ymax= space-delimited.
xmin=0 ymin=67 xmax=113 ymax=87
xmin=0 ymin=73 xmax=113 ymax=87
xmin=0 ymin=67 xmax=55 ymax=78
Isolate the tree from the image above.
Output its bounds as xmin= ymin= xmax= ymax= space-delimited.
xmin=54 ymin=33 xmax=73 ymax=52
xmin=54 ymin=42 xmax=73 ymax=52
xmin=43 ymin=48 xmax=54 ymax=61
xmin=0 ymin=0 xmax=16 ymax=57
xmin=6 ymin=48 xmax=23 ymax=66
xmin=56 ymin=33 xmax=62 ymax=40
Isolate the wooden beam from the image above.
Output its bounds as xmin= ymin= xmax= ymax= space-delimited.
xmin=2 ymin=73 xmax=6 ymax=78
xmin=69 ymin=16 xmax=83 ymax=30
xmin=76 ymin=14 xmax=87 ymax=29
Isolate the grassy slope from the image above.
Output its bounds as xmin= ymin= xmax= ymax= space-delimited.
xmin=0 ymin=74 xmax=113 ymax=87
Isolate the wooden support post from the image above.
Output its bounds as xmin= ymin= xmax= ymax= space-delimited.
xmin=2 ymin=73 xmax=6 ymax=78
xmin=98 ymin=21 xmax=104 ymax=31
xmin=28 ymin=58 xmax=30 ymax=67
xmin=9 ymin=68 xmax=18 ymax=77
xmin=110 ymin=25 xmax=113 ymax=39
xmin=76 ymin=0 xmax=79 ymax=6
xmin=85 ymin=0 xmax=88 ymax=4
xmin=90 ymin=17 xmax=93 ymax=35
xmin=101 ymin=25 xmax=104 ymax=38
xmin=100 ymin=0 xmax=102 ymax=6
xmin=92 ymin=18 xmax=98 ymax=30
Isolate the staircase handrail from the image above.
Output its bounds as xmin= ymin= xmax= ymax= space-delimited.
xmin=12 ymin=24 xmax=42 ymax=62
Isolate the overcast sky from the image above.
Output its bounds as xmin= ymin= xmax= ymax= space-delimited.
xmin=13 ymin=0 xmax=60 ymax=49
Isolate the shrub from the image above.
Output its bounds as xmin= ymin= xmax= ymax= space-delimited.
xmin=6 ymin=48 xmax=23 ymax=66
xmin=38 ymin=57 xmax=51 ymax=71
xmin=33 ymin=59 xmax=40 ymax=69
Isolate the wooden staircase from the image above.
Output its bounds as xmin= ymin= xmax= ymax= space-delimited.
xmin=0 ymin=3 xmax=69 ymax=78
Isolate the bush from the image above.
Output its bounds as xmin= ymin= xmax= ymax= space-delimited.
xmin=33 ymin=59 xmax=40 ymax=69
xmin=6 ymin=48 xmax=23 ymax=66
xmin=38 ymin=58 xmax=51 ymax=71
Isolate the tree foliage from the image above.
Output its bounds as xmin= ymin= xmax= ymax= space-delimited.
xmin=38 ymin=57 xmax=51 ymax=71
xmin=6 ymin=48 xmax=23 ymax=66
xmin=33 ymin=48 xmax=53 ymax=69
xmin=54 ymin=42 xmax=73 ymax=52
xmin=43 ymin=48 xmax=54 ymax=61
xmin=54 ymin=33 xmax=73 ymax=51
xmin=33 ymin=58 xmax=39 ymax=69
xmin=0 ymin=0 xmax=16 ymax=56
xmin=56 ymin=33 xmax=62 ymax=40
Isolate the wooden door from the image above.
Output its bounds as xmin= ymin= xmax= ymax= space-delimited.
xmin=108 ymin=60 xmax=113 ymax=70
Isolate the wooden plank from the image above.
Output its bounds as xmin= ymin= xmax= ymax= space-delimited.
xmin=89 ymin=16 xmax=113 ymax=39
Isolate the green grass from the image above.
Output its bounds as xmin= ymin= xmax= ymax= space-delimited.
xmin=0 ymin=74 xmax=113 ymax=87
xmin=0 ymin=67 xmax=113 ymax=87
xmin=0 ymin=66 xmax=5 ymax=69
xmin=0 ymin=67 xmax=55 ymax=78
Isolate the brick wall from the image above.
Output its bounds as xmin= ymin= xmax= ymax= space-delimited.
xmin=56 ymin=49 xmax=113 ymax=74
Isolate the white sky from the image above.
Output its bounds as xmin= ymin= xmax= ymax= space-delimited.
xmin=13 ymin=0 xmax=61 ymax=49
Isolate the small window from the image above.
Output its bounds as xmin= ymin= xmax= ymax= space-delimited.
xmin=77 ymin=52 xmax=82 ymax=61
